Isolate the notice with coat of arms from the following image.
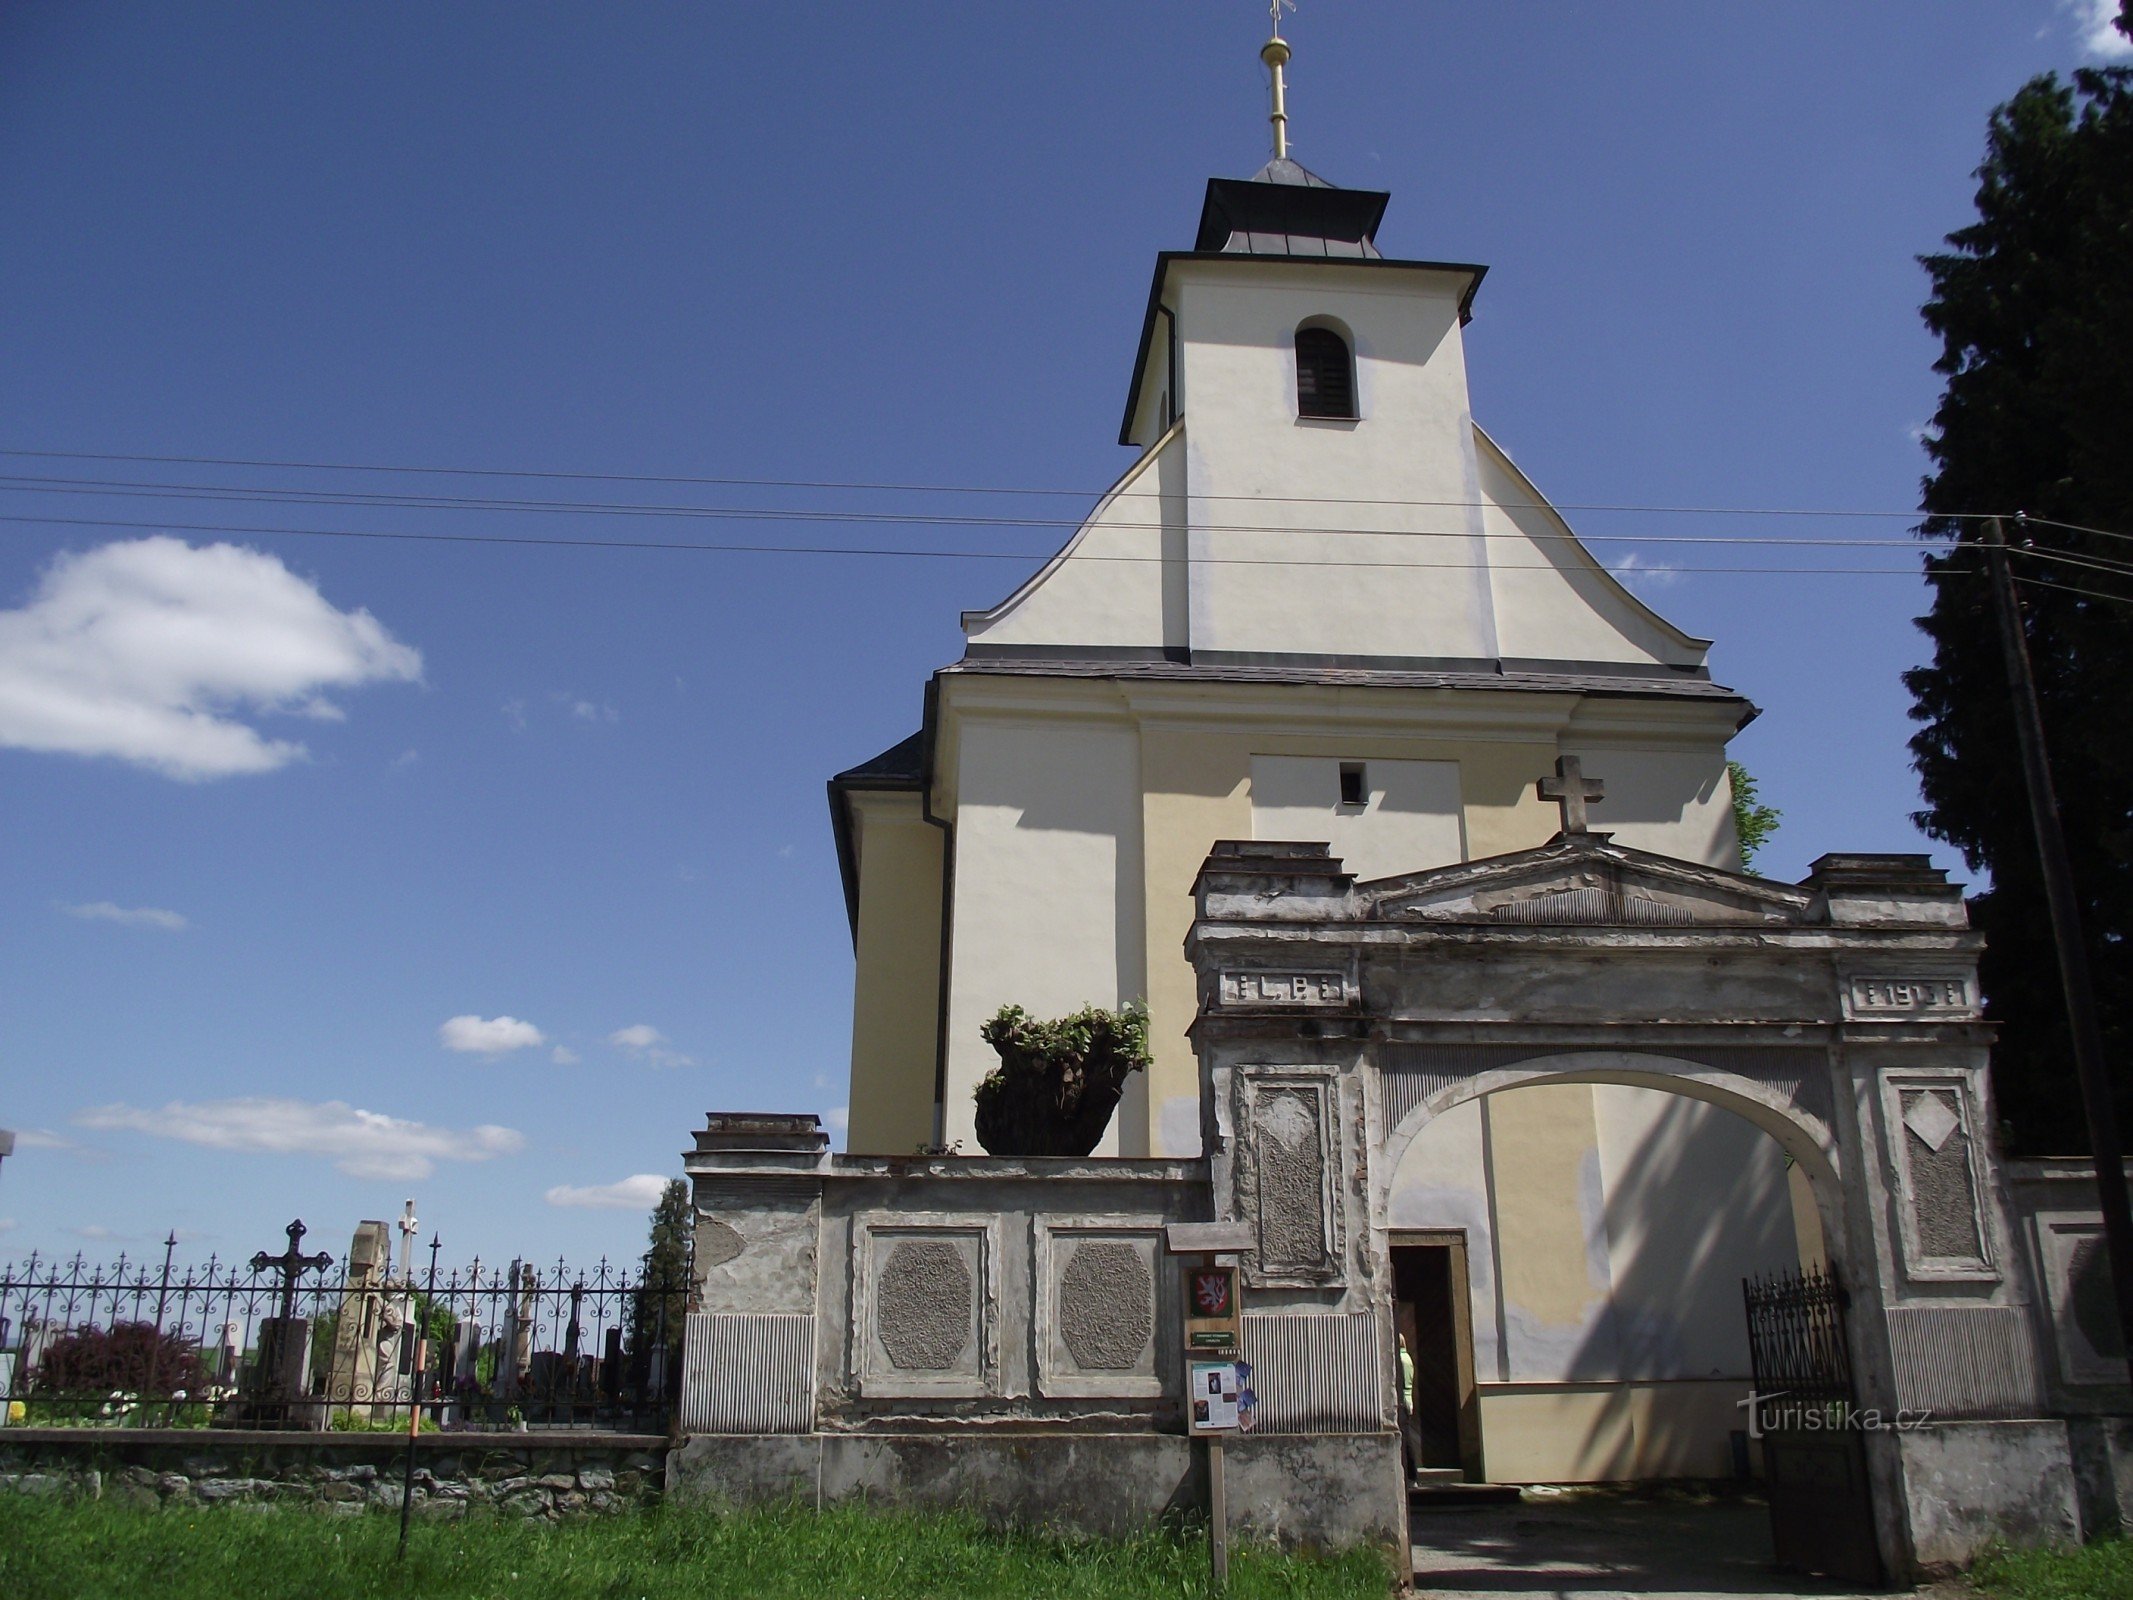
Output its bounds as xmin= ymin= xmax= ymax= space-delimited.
xmin=1182 ymin=1262 xmax=1241 ymax=1351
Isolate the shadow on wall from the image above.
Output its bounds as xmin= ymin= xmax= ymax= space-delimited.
xmin=1559 ymin=1086 xmax=1810 ymax=1481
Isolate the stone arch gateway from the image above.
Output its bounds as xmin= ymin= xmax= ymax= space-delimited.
xmin=1186 ymin=832 xmax=2075 ymax=1579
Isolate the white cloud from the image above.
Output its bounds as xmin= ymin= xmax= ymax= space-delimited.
xmin=826 ymin=1106 xmax=850 ymax=1133
xmin=609 ymin=1024 xmax=693 ymax=1068
xmin=391 ymin=747 xmax=419 ymax=768
xmin=74 ymin=1223 xmax=119 ymax=1240
xmin=15 ymin=1128 xmax=76 ymax=1150
xmin=544 ymin=1173 xmax=670 ymax=1210
xmin=502 ymin=698 xmax=529 ymax=732
xmin=553 ymin=692 xmax=617 ymax=725
xmin=551 ymin=1045 xmax=581 ymax=1066
xmin=439 ymin=1014 xmax=546 ymax=1055
xmin=2068 ymin=0 xmax=2133 ymax=57
xmin=1608 ymin=551 xmax=1683 ymax=593
xmin=0 ymin=1218 xmax=15 ymax=1233
xmin=74 ymin=1096 xmax=523 ymax=1181
xmin=62 ymin=900 xmax=189 ymax=932
xmin=0 ymin=537 xmax=420 ymax=780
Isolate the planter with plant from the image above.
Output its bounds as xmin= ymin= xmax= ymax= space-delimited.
xmin=973 ymin=1002 xmax=1151 ymax=1158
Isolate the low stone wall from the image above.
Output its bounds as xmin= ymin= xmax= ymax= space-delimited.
xmin=666 ymin=1429 xmax=1406 ymax=1552
xmin=0 ymin=1429 xmax=668 ymax=1519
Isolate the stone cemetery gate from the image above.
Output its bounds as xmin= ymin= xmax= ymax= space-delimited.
xmin=674 ymin=830 xmax=2115 ymax=1578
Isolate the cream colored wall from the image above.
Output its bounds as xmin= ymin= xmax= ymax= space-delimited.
xmin=1589 ymin=1084 xmax=1796 ymax=1379
xmin=1484 ymin=1083 xmax=1622 ymax=1381
xmin=1172 ymin=263 xmax=1499 ymax=662
xmin=1249 ymin=755 xmax=1464 ymax=881
xmin=1477 ymin=1381 xmax=1755 ymax=1483
xmin=843 ymin=791 xmax=945 ymax=1157
xmin=1136 ymin=723 xmax=1251 ymax=1160
xmin=938 ymin=715 xmax=1146 ymax=1153
xmin=1563 ymin=735 xmax=1739 ymax=865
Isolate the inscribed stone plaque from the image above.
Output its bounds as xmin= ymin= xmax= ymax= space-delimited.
xmin=1218 ymin=971 xmax=1352 ymax=1008
xmin=1033 ymin=1218 xmax=1165 ymax=1399
xmin=2037 ymin=1214 xmax=2129 ymax=1384
xmin=1849 ymin=976 xmax=1972 ymax=1017
xmin=878 ymin=1240 xmax=973 ymax=1370
xmin=1059 ymin=1240 xmax=1153 ymax=1370
xmin=1257 ymin=1089 xmax=1330 ymax=1274
xmin=1902 ymin=1088 xmax=1984 ymax=1262
xmin=853 ymin=1215 xmax=999 ymax=1399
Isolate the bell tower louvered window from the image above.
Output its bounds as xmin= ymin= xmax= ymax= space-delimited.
xmin=1295 ymin=326 xmax=1356 ymax=419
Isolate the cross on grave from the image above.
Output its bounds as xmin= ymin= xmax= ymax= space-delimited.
xmin=252 ymin=1218 xmax=335 ymax=1324
xmin=1537 ymin=755 xmax=1605 ymax=836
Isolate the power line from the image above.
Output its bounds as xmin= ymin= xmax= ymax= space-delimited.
xmin=0 ymin=472 xmax=1955 ymax=550
xmin=0 ymin=445 xmax=2013 ymax=523
xmin=2015 ymin=574 xmax=2133 ymax=609
xmin=0 ymin=508 xmax=1970 ymax=577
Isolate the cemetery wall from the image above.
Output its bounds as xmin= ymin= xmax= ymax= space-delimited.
xmin=0 ymin=1428 xmax=666 ymax=1519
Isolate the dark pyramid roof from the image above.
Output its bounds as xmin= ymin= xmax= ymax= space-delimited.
xmin=1249 ymin=157 xmax=1336 ymax=187
xmin=1193 ymin=159 xmax=1390 ymax=257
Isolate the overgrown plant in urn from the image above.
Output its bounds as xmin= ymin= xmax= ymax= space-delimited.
xmin=973 ymin=1002 xmax=1151 ymax=1157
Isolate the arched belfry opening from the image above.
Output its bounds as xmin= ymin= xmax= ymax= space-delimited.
xmin=1295 ymin=323 xmax=1356 ymax=419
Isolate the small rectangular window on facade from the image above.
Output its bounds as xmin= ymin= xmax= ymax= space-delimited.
xmin=1338 ymin=762 xmax=1367 ymax=807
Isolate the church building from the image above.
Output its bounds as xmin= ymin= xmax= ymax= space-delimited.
xmin=674 ymin=29 xmax=2079 ymax=1579
xmin=827 ymin=37 xmax=1807 ymax=1483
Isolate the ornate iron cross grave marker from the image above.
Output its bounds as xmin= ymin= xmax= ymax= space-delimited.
xmin=252 ymin=1218 xmax=334 ymax=1323
xmin=1537 ymin=755 xmax=1605 ymax=836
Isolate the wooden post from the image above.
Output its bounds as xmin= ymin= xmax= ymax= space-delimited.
xmin=1982 ymin=516 xmax=2133 ymax=1373
xmin=1209 ymin=1434 xmax=1228 ymax=1590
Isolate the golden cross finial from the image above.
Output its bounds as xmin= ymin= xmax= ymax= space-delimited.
xmin=1262 ymin=1 xmax=1296 ymax=160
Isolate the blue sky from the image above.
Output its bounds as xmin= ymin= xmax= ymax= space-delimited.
xmin=1 ymin=2 xmax=2125 ymax=1269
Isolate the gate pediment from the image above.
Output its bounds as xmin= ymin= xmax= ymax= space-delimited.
xmin=1364 ymin=834 xmax=1813 ymax=927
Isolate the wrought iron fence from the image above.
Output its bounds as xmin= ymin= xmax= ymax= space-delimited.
xmin=1743 ymin=1263 xmax=1856 ymax=1421
xmin=0 ymin=1223 xmax=687 ymax=1434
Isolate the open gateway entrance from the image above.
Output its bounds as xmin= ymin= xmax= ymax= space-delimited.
xmin=1389 ymin=1230 xmax=1483 ymax=1482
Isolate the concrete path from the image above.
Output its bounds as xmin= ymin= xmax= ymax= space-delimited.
xmin=1410 ymin=1490 xmax=1903 ymax=1600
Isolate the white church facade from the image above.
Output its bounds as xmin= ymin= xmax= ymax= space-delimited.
xmin=828 ymin=124 xmax=1803 ymax=1484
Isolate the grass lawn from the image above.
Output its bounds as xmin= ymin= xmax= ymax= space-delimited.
xmin=0 ymin=1495 xmax=1394 ymax=1600
xmin=1973 ymin=1539 xmax=2133 ymax=1600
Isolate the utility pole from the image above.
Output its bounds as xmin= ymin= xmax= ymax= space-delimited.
xmin=1980 ymin=515 xmax=2133 ymax=1371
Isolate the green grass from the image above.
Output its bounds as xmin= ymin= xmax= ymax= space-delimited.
xmin=1973 ymin=1539 xmax=2133 ymax=1600
xmin=0 ymin=1495 xmax=1393 ymax=1600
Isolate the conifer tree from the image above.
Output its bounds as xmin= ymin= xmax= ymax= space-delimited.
xmin=1906 ymin=16 xmax=2133 ymax=1151
xmin=629 ymin=1178 xmax=692 ymax=1358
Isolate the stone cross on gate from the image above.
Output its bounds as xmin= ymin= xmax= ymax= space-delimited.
xmin=252 ymin=1218 xmax=335 ymax=1324
xmin=1537 ymin=755 xmax=1605 ymax=836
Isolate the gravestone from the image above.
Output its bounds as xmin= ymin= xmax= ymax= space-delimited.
xmin=324 ymin=1220 xmax=391 ymax=1416
xmin=226 ymin=1219 xmax=331 ymax=1429
xmin=210 ymin=1320 xmax=241 ymax=1388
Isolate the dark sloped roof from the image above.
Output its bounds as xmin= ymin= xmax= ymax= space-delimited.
xmin=1249 ymin=157 xmax=1337 ymax=187
xmin=828 ymin=730 xmax=929 ymax=943
xmin=830 ymin=730 xmax=924 ymax=788
xmin=943 ymin=653 xmax=1756 ymax=724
